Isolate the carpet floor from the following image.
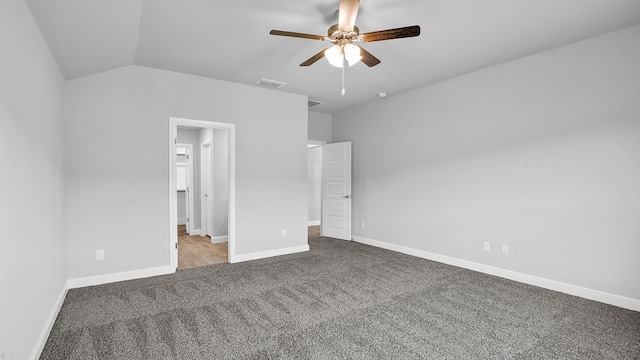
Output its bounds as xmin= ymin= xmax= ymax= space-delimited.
xmin=41 ymin=238 xmax=640 ymax=359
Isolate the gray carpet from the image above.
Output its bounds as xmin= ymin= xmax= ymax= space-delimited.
xmin=41 ymin=238 xmax=640 ymax=359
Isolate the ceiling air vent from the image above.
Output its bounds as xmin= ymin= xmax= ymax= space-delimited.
xmin=256 ymin=78 xmax=286 ymax=89
xmin=308 ymin=100 xmax=324 ymax=108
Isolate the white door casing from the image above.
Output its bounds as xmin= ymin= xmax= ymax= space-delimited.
xmin=322 ymin=141 xmax=352 ymax=240
xmin=185 ymin=149 xmax=190 ymax=233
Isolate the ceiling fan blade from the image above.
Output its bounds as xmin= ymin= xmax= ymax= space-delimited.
xmin=300 ymin=48 xmax=330 ymax=66
xmin=359 ymin=47 xmax=381 ymax=67
xmin=269 ymin=30 xmax=325 ymax=41
xmin=361 ymin=25 xmax=421 ymax=42
xmin=338 ymin=0 xmax=360 ymax=32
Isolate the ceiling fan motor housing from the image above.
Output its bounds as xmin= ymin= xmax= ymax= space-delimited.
xmin=328 ymin=24 xmax=360 ymax=42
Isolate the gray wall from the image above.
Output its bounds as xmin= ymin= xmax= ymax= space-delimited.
xmin=308 ymin=111 xmax=332 ymax=142
xmin=333 ymin=24 xmax=640 ymax=301
xmin=0 ymin=0 xmax=67 ymax=359
xmin=198 ymin=128 xmax=212 ymax=235
xmin=212 ymin=128 xmax=229 ymax=237
xmin=63 ymin=65 xmax=308 ymax=279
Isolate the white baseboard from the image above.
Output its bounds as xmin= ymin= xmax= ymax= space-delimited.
xmin=189 ymin=228 xmax=202 ymax=236
xmin=211 ymin=235 xmax=228 ymax=244
xmin=231 ymin=244 xmax=310 ymax=263
xmin=307 ymin=220 xmax=321 ymax=226
xmin=29 ymin=285 xmax=68 ymax=360
xmin=67 ymin=265 xmax=176 ymax=289
xmin=352 ymin=236 xmax=640 ymax=312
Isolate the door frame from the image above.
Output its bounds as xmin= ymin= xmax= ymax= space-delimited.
xmin=169 ymin=117 xmax=236 ymax=268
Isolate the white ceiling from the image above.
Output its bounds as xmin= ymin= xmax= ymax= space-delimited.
xmin=27 ymin=0 xmax=640 ymax=114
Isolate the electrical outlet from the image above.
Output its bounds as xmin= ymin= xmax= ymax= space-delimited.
xmin=501 ymin=245 xmax=509 ymax=255
xmin=281 ymin=229 xmax=287 ymax=238
xmin=483 ymin=242 xmax=490 ymax=252
xmin=96 ymin=249 xmax=104 ymax=260
xmin=361 ymin=222 xmax=365 ymax=229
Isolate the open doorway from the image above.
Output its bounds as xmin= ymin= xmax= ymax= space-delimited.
xmin=308 ymin=140 xmax=325 ymax=238
xmin=176 ymin=144 xmax=194 ymax=234
xmin=176 ymin=139 xmax=227 ymax=268
xmin=170 ymin=118 xmax=236 ymax=269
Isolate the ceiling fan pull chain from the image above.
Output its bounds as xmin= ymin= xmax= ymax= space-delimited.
xmin=341 ymin=59 xmax=346 ymax=96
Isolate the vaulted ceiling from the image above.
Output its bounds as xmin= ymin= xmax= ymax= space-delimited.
xmin=27 ymin=0 xmax=640 ymax=113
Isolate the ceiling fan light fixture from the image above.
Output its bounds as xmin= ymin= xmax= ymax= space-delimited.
xmin=344 ymin=43 xmax=362 ymax=66
xmin=325 ymin=43 xmax=361 ymax=68
xmin=325 ymin=45 xmax=344 ymax=68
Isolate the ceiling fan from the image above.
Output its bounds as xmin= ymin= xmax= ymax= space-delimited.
xmin=269 ymin=0 xmax=420 ymax=94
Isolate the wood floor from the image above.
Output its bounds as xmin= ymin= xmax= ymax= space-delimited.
xmin=177 ymin=224 xmax=322 ymax=270
xmin=308 ymin=225 xmax=321 ymax=238
xmin=177 ymin=225 xmax=227 ymax=270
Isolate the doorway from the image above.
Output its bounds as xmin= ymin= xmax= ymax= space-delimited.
xmin=176 ymin=144 xmax=194 ymax=234
xmin=169 ymin=118 xmax=236 ymax=269
xmin=308 ymin=141 xmax=325 ymax=238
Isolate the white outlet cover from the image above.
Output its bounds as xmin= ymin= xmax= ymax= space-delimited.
xmin=96 ymin=249 xmax=104 ymax=260
xmin=501 ymin=245 xmax=509 ymax=255
xmin=483 ymin=242 xmax=490 ymax=252
xmin=282 ymin=230 xmax=287 ymax=237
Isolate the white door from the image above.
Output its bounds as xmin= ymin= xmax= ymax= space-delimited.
xmin=322 ymin=141 xmax=352 ymax=240
xmin=203 ymin=143 xmax=213 ymax=237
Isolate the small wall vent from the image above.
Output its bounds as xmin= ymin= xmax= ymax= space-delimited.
xmin=256 ymin=78 xmax=286 ymax=89
xmin=308 ymin=100 xmax=324 ymax=108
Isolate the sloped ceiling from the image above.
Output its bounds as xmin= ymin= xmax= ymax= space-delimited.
xmin=27 ymin=0 xmax=640 ymax=113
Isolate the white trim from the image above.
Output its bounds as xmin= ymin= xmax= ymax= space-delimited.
xmin=232 ymin=245 xmax=310 ymax=263
xmin=67 ymin=266 xmax=175 ymax=289
xmin=29 ymin=285 xmax=68 ymax=360
xmin=169 ymin=122 xmax=178 ymax=268
xmin=211 ymin=235 xmax=228 ymax=244
xmin=227 ymin=125 xmax=236 ymax=263
xmin=169 ymin=118 xmax=236 ymax=265
xmin=352 ymin=236 xmax=640 ymax=312
xmin=189 ymin=228 xmax=202 ymax=236
xmin=307 ymin=220 xmax=321 ymax=226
